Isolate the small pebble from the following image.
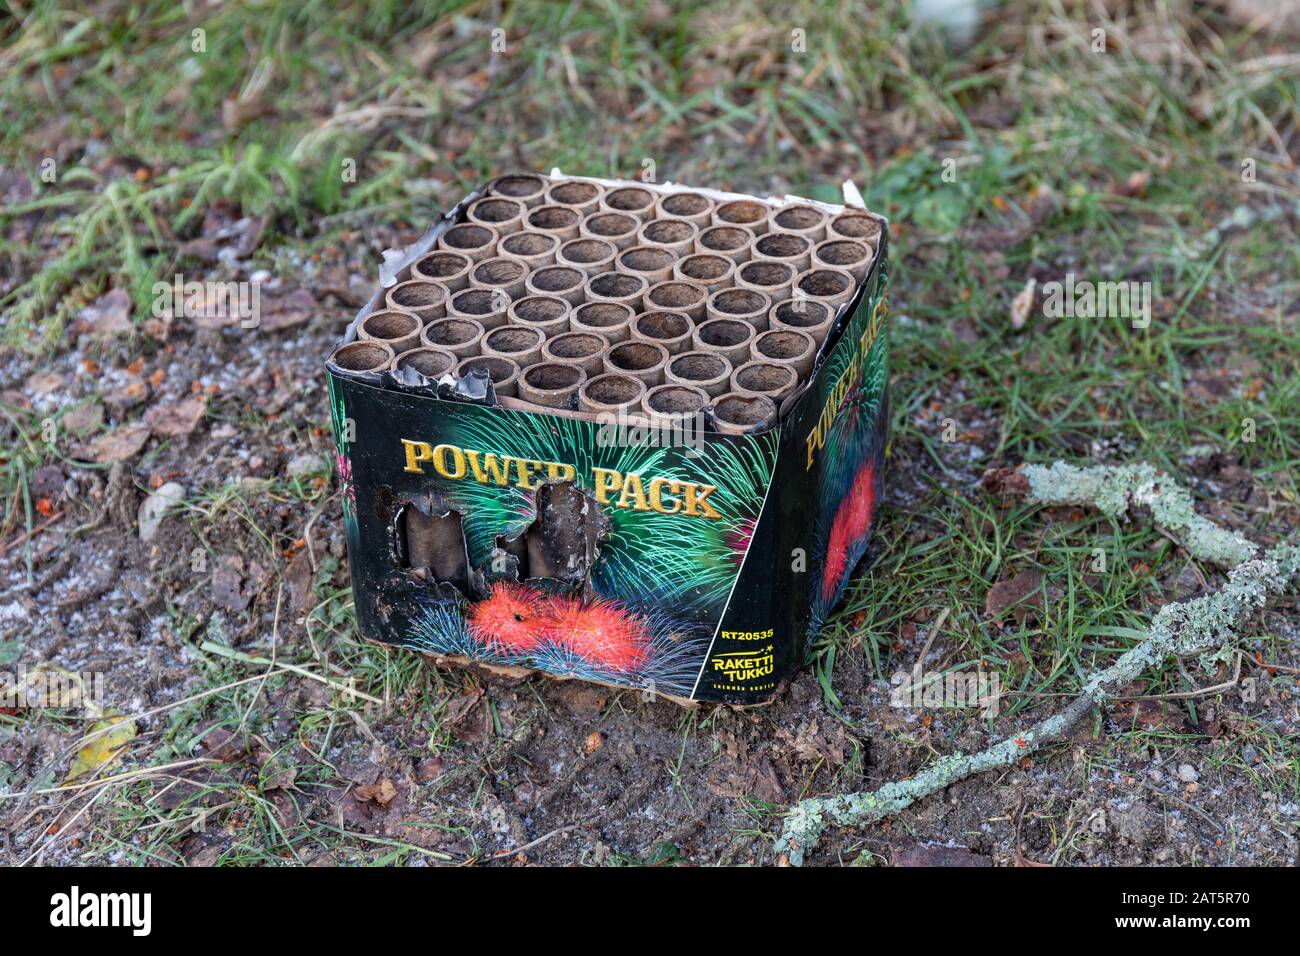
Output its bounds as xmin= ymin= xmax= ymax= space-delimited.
xmin=1176 ymin=763 xmax=1200 ymax=783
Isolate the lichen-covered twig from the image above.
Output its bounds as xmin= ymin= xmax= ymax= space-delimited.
xmin=775 ymin=462 xmax=1297 ymax=866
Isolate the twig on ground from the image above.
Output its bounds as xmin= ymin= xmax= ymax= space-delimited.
xmin=775 ymin=461 xmax=1298 ymax=865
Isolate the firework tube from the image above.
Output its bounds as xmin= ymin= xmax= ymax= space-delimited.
xmin=545 ymin=179 xmax=603 ymax=217
xmin=637 ymin=218 xmax=697 ymax=258
xmin=455 ymin=355 xmax=520 ymax=397
xmin=827 ymin=211 xmax=881 ymax=244
xmin=525 ymin=265 xmax=586 ymax=305
xmin=498 ymin=230 xmax=559 ymax=270
xmin=664 ymin=350 xmax=732 ymax=397
xmin=731 ymin=359 xmax=798 ymax=403
xmin=630 ymin=310 xmax=694 ymax=355
xmin=641 ymin=383 xmax=709 ymax=431
xmin=469 ymin=256 xmax=529 ymax=301
xmin=358 ymin=309 xmax=422 ymax=353
xmin=655 ymin=191 xmax=714 ymax=228
xmin=793 ymin=267 xmax=857 ymax=309
xmin=769 ymin=297 xmax=836 ymax=345
xmin=448 ymin=287 xmax=511 ymax=330
xmin=580 ymin=211 xmax=640 ymax=250
xmin=578 ymin=372 xmax=646 ymax=416
xmin=393 ymin=346 xmax=457 ymax=377
xmin=438 ymin=222 xmax=499 ymax=262
xmin=752 ymin=231 xmax=812 ymax=273
xmin=603 ymin=339 xmax=668 ymax=386
xmin=517 ymin=362 xmax=586 ymax=409
xmin=674 ymin=253 xmax=735 ymax=293
xmin=599 ymin=185 xmax=656 ymax=222
xmin=768 ymin=203 xmax=828 ymax=242
xmin=386 ymin=280 xmax=449 ymax=322
xmin=586 ymin=272 xmax=648 ymax=312
xmin=705 ymin=287 xmax=771 ymax=331
xmin=421 ymin=317 xmax=485 ymax=359
xmin=811 ymin=238 xmax=874 ymax=282
xmin=736 ymin=260 xmax=794 ymax=304
xmin=615 ymin=245 xmax=676 ymax=286
xmin=467 ymin=196 xmax=525 ymax=236
xmin=571 ymin=302 xmax=633 ymax=344
xmin=693 ymin=317 xmax=755 ymax=368
xmin=556 ymin=237 xmax=617 ymax=276
xmin=487 ymin=173 xmax=548 ymax=208
xmin=482 ymin=325 xmax=545 ymax=368
xmin=752 ymin=328 xmax=816 ymax=378
xmin=644 ymin=280 xmax=707 ymax=321
xmin=508 ymin=294 xmax=571 ymax=338
xmin=542 ymin=331 xmax=610 ymax=378
xmin=711 ymin=393 xmax=777 ymax=435
xmin=328 ymin=340 xmax=394 ymax=374
xmin=412 ymin=251 xmax=473 ymax=291
xmin=525 ymin=203 xmax=582 ymax=242
xmin=714 ymin=199 xmax=769 ymax=235
xmin=697 ymin=224 xmax=755 ymax=263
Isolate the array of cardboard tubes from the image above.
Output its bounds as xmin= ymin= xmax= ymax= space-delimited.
xmin=330 ymin=174 xmax=878 ymax=435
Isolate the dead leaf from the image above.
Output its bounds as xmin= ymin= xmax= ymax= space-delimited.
xmin=65 ymin=711 xmax=137 ymax=784
xmin=211 ymin=562 xmax=248 ymax=612
xmin=26 ymin=372 xmax=64 ymax=397
xmin=1110 ymin=697 xmax=1190 ymax=732
xmin=285 ymin=549 xmax=314 ymax=614
xmin=354 ymin=778 xmax=397 ymax=807
xmin=146 ymin=395 xmax=207 ymax=439
xmin=985 ymin=569 xmax=1044 ymax=623
xmin=77 ymin=288 xmax=134 ymax=338
xmin=82 ymin=424 xmax=151 ymax=463
xmin=1010 ymin=277 xmax=1037 ymax=330
xmin=257 ymin=287 xmax=317 ymax=332
xmin=583 ymin=731 xmax=605 ymax=755
xmin=62 ymin=403 xmax=103 ymax=435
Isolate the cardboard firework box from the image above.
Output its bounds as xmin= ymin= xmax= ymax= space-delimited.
xmin=325 ymin=172 xmax=890 ymax=705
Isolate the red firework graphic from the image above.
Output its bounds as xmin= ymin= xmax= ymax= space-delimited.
xmin=821 ymin=460 xmax=877 ymax=603
xmin=465 ymin=582 xmax=549 ymax=654
xmin=545 ymin=596 xmax=651 ymax=673
xmin=464 ymin=585 xmax=651 ymax=673
xmin=726 ymin=515 xmax=757 ymax=564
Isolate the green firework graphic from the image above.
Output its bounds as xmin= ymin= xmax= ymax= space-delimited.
xmin=327 ymin=374 xmax=356 ymax=521
xmin=443 ymin=406 xmax=779 ymax=615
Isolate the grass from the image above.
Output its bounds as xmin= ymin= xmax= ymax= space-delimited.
xmin=1 ymin=0 xmax=1298 ymax=864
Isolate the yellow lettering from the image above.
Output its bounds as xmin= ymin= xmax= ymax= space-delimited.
xmin=617 ymin=472 xmax=649 ymax=512
xmin=402 ymin=439 xmax=435 ymax=474
xmin=432 ymin=443 xmax=466 ymax=479
xmin=648 ymin=477 xmax=681 ymax=514
xmin=465 ymin=450 xmax=512 ymax=486
xmin=592 ymin=467 xmax=623 ymax=504
xmin=683 ymin=482 xmax=721 ymax=520
xmin=514 ymin=458 xmax=541 ymax=490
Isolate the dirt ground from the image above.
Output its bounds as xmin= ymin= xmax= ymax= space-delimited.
xmin=2 ymin=256 xmax=1295 ymax=866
